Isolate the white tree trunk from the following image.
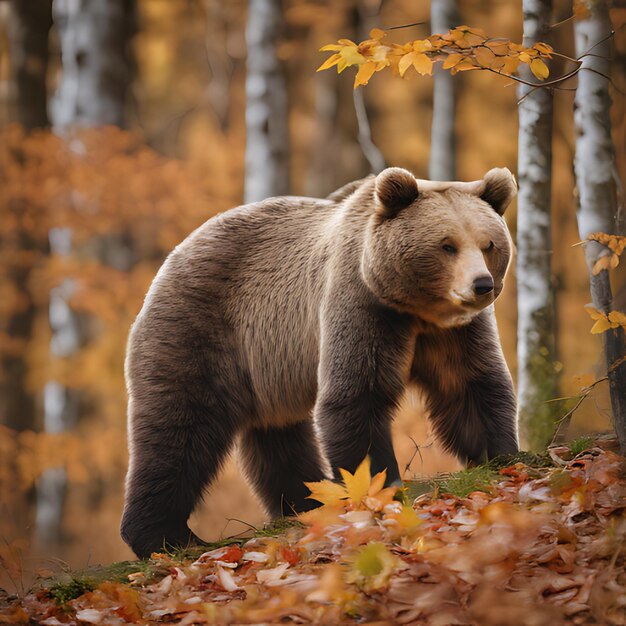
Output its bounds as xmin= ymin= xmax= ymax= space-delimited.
xmin=516 ymin=0 xmax=557 ymax=451
xmin=574 ymin=1 xmax=626 ymax=453
xmin=429 ymin=0 xmax=457 ymax=181
xmin=244 ymin=0 xmax=290 ymax=202
xmin=35 ymin=0 xmax=134 ymax=545
xmin=52 ymin=0 xmax=133 ymax=130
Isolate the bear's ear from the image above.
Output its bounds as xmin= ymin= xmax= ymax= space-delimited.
xmin=480 ymin=167 xmax=517 ymax=215
xmin=374 ymin=167 xmax=419 ymax=218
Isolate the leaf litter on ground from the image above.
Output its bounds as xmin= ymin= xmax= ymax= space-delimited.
xmin=2 ymin=436 xmax=625 ymax=625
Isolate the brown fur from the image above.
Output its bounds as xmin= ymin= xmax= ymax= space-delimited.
xmin=121 ymin=167 xmax=518 ymax=558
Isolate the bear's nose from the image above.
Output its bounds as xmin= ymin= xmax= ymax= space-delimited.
xmin=473 ymin=275 xmax=494 ymax=296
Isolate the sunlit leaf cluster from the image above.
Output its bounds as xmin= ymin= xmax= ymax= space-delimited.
xmin=318 ymin=26 xmax=553 ymax=88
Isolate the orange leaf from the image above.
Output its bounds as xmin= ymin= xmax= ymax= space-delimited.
xmin=592 ymin=253 xmax=619 ymax=275
xmin=304 ymin=478 xmax=347 ymax=506
xmin=442 ymin=52 xmax=463 ymax=70
xmin=354 ymin=61 xmax=377 ymax=88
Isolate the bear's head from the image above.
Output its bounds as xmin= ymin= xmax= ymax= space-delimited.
xmin=361 ymin=166 xmax=516 ymax=328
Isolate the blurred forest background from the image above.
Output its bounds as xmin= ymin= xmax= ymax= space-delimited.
xmin=0 ymin=0 xmax=625 ymax=589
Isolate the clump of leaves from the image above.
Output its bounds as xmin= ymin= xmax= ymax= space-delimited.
xmin=9 ymin=443 xmax=626 ymax=625
xmin=318 ymin=25 xmax=553 ymax=88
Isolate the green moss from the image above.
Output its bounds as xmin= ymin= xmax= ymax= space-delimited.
xmin=568 ymin=435 xmax=595 ymax=456
xmin=46 ymin=577 xmax=97 ymax=605
xmin=437 ymin=466 xmax=498 ymax=498
xmin=487 ymin=450 xmax=554 ymax=469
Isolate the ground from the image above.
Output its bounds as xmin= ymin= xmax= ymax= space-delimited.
xmin=1 ymin=435 xmax=625 ymax=625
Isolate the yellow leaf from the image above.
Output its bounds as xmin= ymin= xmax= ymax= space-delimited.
xmin=530 ymin=58 xmax=549 ymax=80
xmin=340 ymin=456 xmax=371 ymax=504
xmin=608 ymin=310 xmax=626 ymax=329
xmin=317 ymin=53 xmax=341 ymax=72
xmin=442 ymin=52 xmax=463 ymax=70
xmin=533 ymin=41 xmax=553 ymax=56
xmin=367 ymin=469 xmax=387 ymax=496
xmin=412 ymin=53 xmax=433 ymax=75
xmin=319 ymin=44 xmax=343 ymax=52
xmin=370 ymin=28 xmax=385 ymax=40
xmin=399 ymin=51 xmax=417 ymax=77
xmin=592 ymin=253 xmax=619 ymax=275
xmin=339 ymin=45 xmax=366 ymax=68
xmin=588 ymin=232 xmax=626 ymax=255
xmin=348 ymin=542 xmax=398 ymax=591
xmin=591 ymin=317 xmax=612 ymax=334
xmin=354 ymin=61 xmax=377 ymax=88
xmin=502 ymin=56 xmax=520 ymax=75
xmin=304 ymin=479 xmax=347 ymax=506
xmin=584 ymin=305 xmax=605 ymax=321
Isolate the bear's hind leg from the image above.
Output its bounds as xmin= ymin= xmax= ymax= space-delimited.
xmin=240 ymin=421 xmax=329 ymax=518
xmin=121 ymin=398 xmax=237 ymax=559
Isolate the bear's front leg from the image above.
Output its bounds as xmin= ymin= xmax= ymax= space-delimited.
xmin=314 ymin=302 xmax=415 ymax=486
xmin=413 ymin=309 xmax=518 ymax=465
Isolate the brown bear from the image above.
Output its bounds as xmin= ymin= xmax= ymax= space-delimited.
xmin=121 ymin=167 xmax=518 ymax=558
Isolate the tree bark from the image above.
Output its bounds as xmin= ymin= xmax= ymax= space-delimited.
xmin=516 ymin=0 xmax=558 ymax=451
xmin=429 ymin=0 xmax=457 ymax=181
xmin=51 ymin=0 xmax=135 ymax=130
xmin=1 ymin=1 xmax=53 ymax=432
xmin=34 ymin=0 xmax=136 ymax=545
xmin=8 ymin=0 xmax=53 ymax=129
xmin=573 ymin=1 xmax=626 ymax=454
xmin=244 ymin=0 xmax=290 ymax=202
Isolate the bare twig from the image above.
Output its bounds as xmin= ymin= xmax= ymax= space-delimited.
xmin=551 ymin=377 xmax=609 ymax=445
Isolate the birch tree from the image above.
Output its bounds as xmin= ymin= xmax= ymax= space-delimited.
xmin=516 ymin=0 xmax=558 ymax=451
xmin=36 ymin=0 xmax=136 ymax=545
xmin=52 ymin=0 xmax=134 ymax=130
xmin=244 ymin=0 xmax=290 ymax=202
xmin=574 ymin=1 xmax=626 ymax=453
xmin=1 ymin=1 xmax=53 ymax=434
xmin=429 ymin=0 xmax=457 ymax=181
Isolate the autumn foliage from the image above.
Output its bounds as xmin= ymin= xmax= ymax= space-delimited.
xmin=318 ymin=26 xmax=553 ymax=88
xmin=3 ymin=442 xmax=626 ymax=624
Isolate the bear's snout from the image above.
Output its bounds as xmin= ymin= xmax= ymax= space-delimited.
xmin=473 ymin=274 xmax=494 ymax=296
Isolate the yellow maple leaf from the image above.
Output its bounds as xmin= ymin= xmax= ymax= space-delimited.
xmin=304 ymin=478 xmax=347 ymax=506
xmin=340 ymin=456 xmax=372 ymax=504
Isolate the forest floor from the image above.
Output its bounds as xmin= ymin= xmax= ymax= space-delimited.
xmin=1 ymin=435 xmax=625 ymax=625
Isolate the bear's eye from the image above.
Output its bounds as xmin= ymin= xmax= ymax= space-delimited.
xmin=442 ymin=244 xmax=457 ymax=254
xmin=485 ymin=241 xmax=495 ymax=252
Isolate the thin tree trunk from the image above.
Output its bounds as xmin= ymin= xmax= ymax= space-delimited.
xmin=573 ymin=1 xmax=626 ymax=454
xmin=35 ymin=0 xmax=135 ymax=545
xmin=1 ymin=1 xmax=53 ymax=432
xmin=429 ymin=0 xmax=457 ymax=181
xmin=516 ymin=0 xmax=558 ymax=451
xmin=8 ymin=0 xmax=53 ymax=129
xmin=52 ymin=0 xmax=134 ymax=130
xmin=244 ymin=0 xmax=290 ymax=202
